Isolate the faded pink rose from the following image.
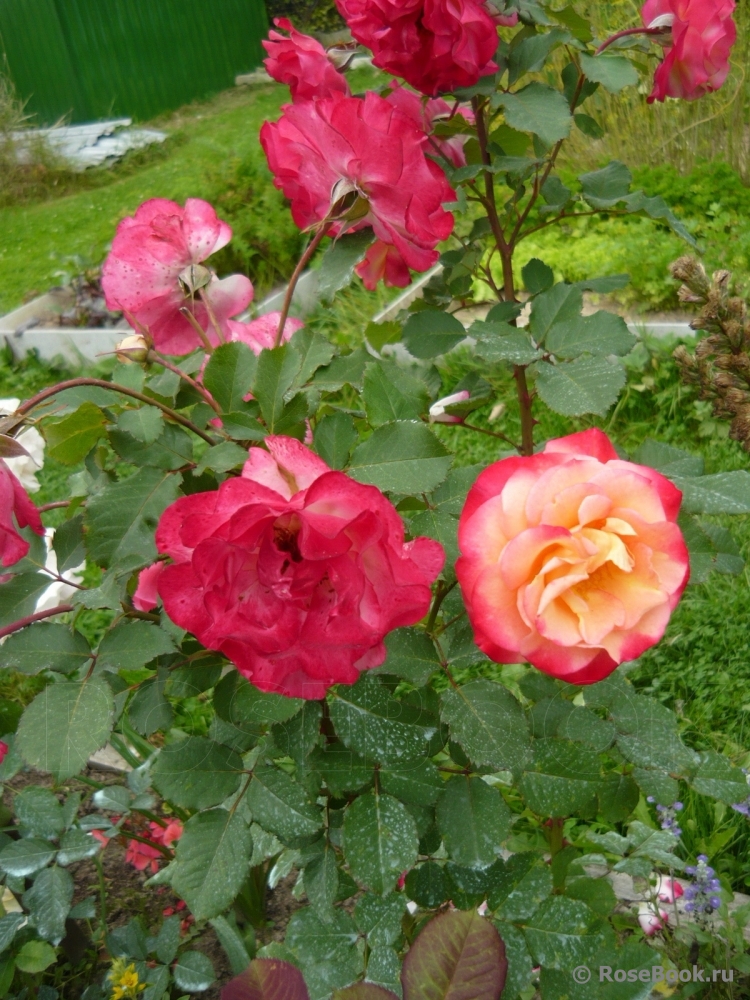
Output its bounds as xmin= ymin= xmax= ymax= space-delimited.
xmin=642 ymin=0 xmax=737 ymax=102
xmin=656 ymin=876 xmax=684 ymax=903
xmin=125 ymin=837 xmax=162 ymax=874
xmin=102 ymin=198 xmax=254 ymax=355
xmin=261 ymin=92 xmax=455 ymax=287
xmin=384 ymin=82 xmax=475 ymax=168
xmin=263 ymin=17 xmax=351 ymax=101
xmin=143 ymin=436 xmax=444 ymax=698
xmin=0 ymin=460 xmax=44 ymax=569
xmin=638 ymin=903 xmax=669 ymax=935
xmin=457 ymin=429 xmax=689 ymax=685
xmin=335 ymin=0 xmax=499 ymax=95
xmin=227 ymin=312 xmax=305 ymax=354
xmin=0 ymin=741 xmax=7 ymax=765
xmin=355 ymin=241 xmax=412 ymax=290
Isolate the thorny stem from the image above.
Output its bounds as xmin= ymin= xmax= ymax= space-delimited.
xmin=16 ymin=377 xmax=217 ymax=446
xmin=548 ymin=816 xmax=565 ymax=857
xmin=472 ymin=97 xmax=509 ymax=289
xmin=275 ymin=222 xmax=333 ymax=347
xmin=0 ymin=604 xmax=74 ymax=640
xmin=514 ymin=367 xmax=536 ymax=457
xmin=425 ymin=580 xmax=456 ymax=635
xmin=595 ymin=24 xmax=670 ymax=56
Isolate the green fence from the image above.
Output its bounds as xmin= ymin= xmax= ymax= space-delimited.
xmin=0 ymin=0 xmax=268 ymax=125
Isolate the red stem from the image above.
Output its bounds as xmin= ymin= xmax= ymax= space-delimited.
xmin=275 ymin=223 xmax=332 ymax=348
xmin=595 ymin=25 xmax=670 ymax=55
xmin=38 ymin=501 xmax=70 ymax=513
xmin=0 ymin=604 xmax=74 ymax=640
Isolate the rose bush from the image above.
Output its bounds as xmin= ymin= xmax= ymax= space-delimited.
xmin=0 ymin=1 xmax=747 ymax=996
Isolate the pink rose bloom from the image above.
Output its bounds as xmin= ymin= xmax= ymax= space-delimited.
xmin=385 ymin=82 xmax=476 ymax=168
xmin=656 ymin=876 xmax=685 ymax=903
xmin=429 ymin=390 xmax=471 ymax=424
xmin=90 ymin=829 xmax=109 ymax=848
xmin=0 ymin=741 xmax=8 ymax=765
xmin=102 ymin=198 xmax=254 ymax=356
xmin=638 ymin=902 xmax=669 ymax=935
xmin=335 ymin=0 xmax=499 ymax=95
xmin=356 ymin=241 xmax=412 ymax=290
xmin=263 ymin=18 xmax=351 ymax=101
xmin=143 ymin=435 xmax=444 ymax=699
xmin=642 ymin=0 xmax=737 ymax=102
xmin=149 ymin=819 xmax=183 ymax=848
xmin=227 ymin=312 xmax=305 ymax=354
xmin=457 ymin=429 xmax=689 ymax=685
xmin=0 ymin=460 xmax=44 ymax=569
xmin=261 ymin=92 xmax=455 ymax=287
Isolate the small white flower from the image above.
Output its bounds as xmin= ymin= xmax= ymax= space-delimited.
xmin=429 ymin=390 xmax=471 ymax=424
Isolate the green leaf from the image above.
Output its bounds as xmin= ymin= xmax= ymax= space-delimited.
xmin=311 ymin=347 xmax=370 ymax=393
xmin=565 ymin=876 xmax=617 ymax=917
xmin=409 ymin=509 xmax=459 ymax=578
xmin=286 ymin=908 xmax=362 ymax=998
xmin=673 ymin=471 xmax=750 ymax=514
xmin=248 ymin=765 xmax=323 ymax=845
xmin=610 ymin=695 xmax=697 ymax=773
xmin=354 ymin=892 xmax=406 ymax=948
xmin=330 ymin=674 xmax=437 ymax=764
xmin=376 ymin=630 xmax=439 ymax=687
xmin=17 ymin=678 xmax=114 ymax=780
xmin=2 ymin=623 xmax=91 ymax=674
xmin=489 ymin=853 xmax=553 ymax=921
xmin=363 ymin=361 xmax=429 ymax=427
xmin=86 ymin=468 xmax=182 ymax=568
xmin=304 ymin=842 xmax=339 ymax=921
xmin=441 ymin=679 xmax=531 ymax=771
xmin=632 ymin=767 xmax=679 ymax=805
xmin=97 ymin=620 xmax=175 ymax=671
xmin=0 ymin=573 xmax=56 ymax=630
xmin=520 ymin=740 xmax=602 ymax=817
xmin=509 ymin=28 xmax=571 ymax=85
xmin=380 ymin=759 xmax=443 ymax=807
xmin=289 ymin=328 xmax=336 ymax=388
xmin=167 ymin=658 xmax=224 ymax=698
xmin=155 ymin=915 xmax=181 ymax=966
xmin=128 ymin=672 xmax=174 ymax=736
xmin=310 ymin=743 xmax=373 ymax=796
xmin=546 ymin=311 xmax=636 ymax=359
xmin=523 ymin=897 xmax=601 ymax=970
xmin=692 ymin=751 xmax=750 ymax=804
xmin=57 ymin=828 xmax=102 ymax=866
xmin=495 ymin=83 xmax=573 ymax=146
xmin=402 ymin=310 xmax=467 ymax=359
xmin=203 ymin=342 xmax=258 ymax=413
xmin=195 ymin=441 xmax=249 ymax=476
xmin=580 ymin=53 xmax=638 ymax=92
xmin=494 ymin=921 xmax=533 ymax=1000
xmin=528 ymin=283 xmax=583 ymax=344
xmin=318 ymin=231 xmax=376 ymax=302
xmin=473 ymin=325 xmax=543 ymax=366
xmin=0 ymin=837 xmax=56 ymax=877
xmin=534 ymin=356 xmax=626 ymax=416
xmin=436 ymin=776 xmax=511 ymax=868
xmin=221 ymin=411 xmax=267 ymax=442
xmin=575 ymin=113 xmax=604 ymax=139
xmin=405 ymin=861 xmax=448 ymax=909
xmin=170 ymin=808 xmax=253 ymax=920
xmin=215 ymin=671 xmax=304 ymax=726
xmin=550 ymin=5 xmax=592 ymax=41
xmin=633 ymin=438 xmax=704 ymax=477
xmin=45 ymin=401 xmax=107 ymax=464
xmin=401 ymin=909 xmax=508 ymax=1000
xmin=343 ymin=790 xmax=418 ymax=894
xmin=116 ymin=407 xmax=164 ymax=445
xmin=173 ymin=950 xmax=215 ymax=991
xmin=53 ymin=515 xmax=86 ymax=574
xmin=15 ymin=940 xmax=57 ymax=974
xmin=579 ymin=161 xmax=633 ymax=209
xmin=365 ymin=320 xmax=402 ymax=353
xmin=110 ymin=423 xmax=194 ymax=470
xmin=522 ymin=258 xmax=555 ymax=295
xmin=152 ymin=737 xmax=243 ymax=809
xmin=349 ymin=421 xmax=452 ymax=494
xmin=22 ymin=866 xmax=73 ymax=944
xmin=313 ymin=413 xmax=357 ymax=470
xmin=0 ymin=912 xmax=25 ymax=954
xmin=208 ymin=915 xmax=252 ymax=976
xmin=270 ymin=702 xmax=322 ymax=766
xmin=253 ymin=344 xmax=302 ymax=432
xmin=15 ymin=786 xmax=64 ymax=838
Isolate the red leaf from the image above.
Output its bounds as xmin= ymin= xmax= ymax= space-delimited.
xmin=222 ymin=959 xmax=309 ymax=1000
xmin=334 ymin=986 xmax=401 ymax=1000
xmin=401 ymin=910 xmax=507 ymax=1000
